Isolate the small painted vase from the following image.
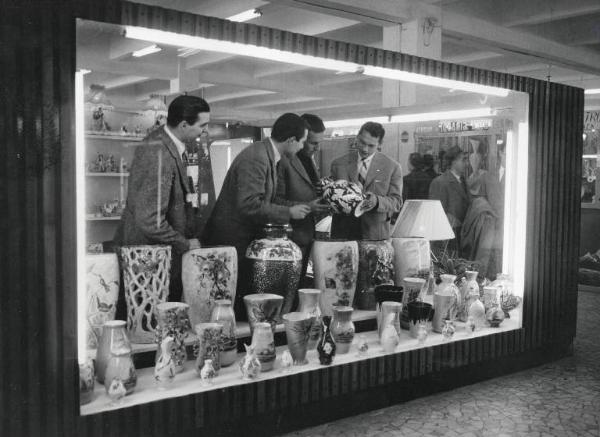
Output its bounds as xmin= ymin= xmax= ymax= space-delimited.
xmin=297 ymin=289 xmax=322 ymax=350
xmin=377 ymin=301 xmax=402 ymax=339
xmin=356 ymin=335 xmax=369 ymax=357
xmin=482 ymin=286 xmax=500 ymax=312
xmin=433 ymin=274 xmax=459 ymax=333
xmin=280 ymin=350 xmax=294 ymax=373
xmin=106 ymin=377 xmax=127 ymax=405
xmin=155 ymin=302 xmax=192 ymax=374
xmin=380 ymin=313 xmax=400 ymax=353
xmin=468 ymin=293 xmax=486 ymax=329
xmin=442 ymin=320 xmax=456 ymax=340
xmin=417 ymin=323 xmax=428 ymax=345
xmin=200 ymin=359 xmax=217 ymax=386
xmin=317 ymin=316 xmax=336 ymax=365
xmin=194 ymin=323 xmax=223 ymax=375
xmin=96 ymin=320 xmax=130 ymax=384
xmin=251 ymin=322 xmax=276 ymax=372
xmin=154 ymin=336 xmax=177 ymax=388
xmin=331 ymin=306 xmax=355 ymax=354
xmin=104 ymin=347 xmax=137 ymax=396
xmin=239 ymin=344 xmax=261 ymax=380
xmin=210 ymin=299 xmax=237 ymax=367
xmin=79 ymin=359 xmax=95 ymax=406
xmin=283 ymin=312 xmax=315 ymax=365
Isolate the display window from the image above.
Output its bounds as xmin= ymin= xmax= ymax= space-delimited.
xmin=75 ymin=18 xmax=529 ymax=414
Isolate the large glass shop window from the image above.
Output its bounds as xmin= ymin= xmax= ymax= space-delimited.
xmin=76 ymin=19 xmax=529 ymax=414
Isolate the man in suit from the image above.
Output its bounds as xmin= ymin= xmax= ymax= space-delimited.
xmin=114 ymin=95 xmax=209 ymax=303
xmin=329 ymin=122 xmax=403 ymax=240
xmin=429 ymin=145 xmax=471 ymax=256
xmin=403 ymin=152 xmax=435 ymax=201
xmin=275 ymin=114 xmax=329 ymax=280
xmin=202 ymin=113 xmax=313 ymax=313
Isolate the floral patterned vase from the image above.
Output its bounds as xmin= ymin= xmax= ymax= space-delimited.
xmin=251 ymin=322 xmax=276 ymax=371
xmin=245 ymin=224 xmax=302 ymax=315
xmin=85 ymin=253 xmax=119 ymax=350
xmin=155 ymin=302 xmax=192 ymax=373
xmin=311 ymin=239 xmax=359 ymax=316
xmin=182 ymin=246 xmax=237 ymax=326
xmin=321 ymin=179 xmax=367 ymax=216
xmin=283 ymin=312 xmax=315 ymax=365
xmin=243 ymin=293 xmax=284 ymax=335
xmin=433 ymin=274 xmax=459 ymax=333
xmin=79 ymin=358 xmax=95 ymax=405
xmin=121 ymin=245 xmax=172 ymax=344
xmin=330 ymin=306 xmax=355 ymax=354
xmin=104 ymin=347 xmax=137 ymax=395
xmin=457 ymin=271 xmax=479 ymax=322
xmin=400 ymin=278 xmax=427 ymax=330
xmin=95 ymin=320 xmax=131 ymax=384
xmin=297 ymin=289 xmax=322 ymax=350
xmin=356 ymin=239 xmax=395 ymax=310
xmin=391 ymin=237 xmax=431 ymax=286
xmin=194 ymin=322 xmax=223 ymax=375
xmin=492 ymin=274 xmax=521 ymax=317
xmin=210 ymin=299 xmax=237 ymax=367
xmin=317 ymin=316 xmax=336 ymax=365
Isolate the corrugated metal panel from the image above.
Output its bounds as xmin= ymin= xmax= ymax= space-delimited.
xmin=0 ymin=2 xmax=582 ymax=436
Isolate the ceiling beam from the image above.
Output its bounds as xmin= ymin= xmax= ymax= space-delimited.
xmin=444 ymin=51 xmax=502 ymax=64
xmin=501 ymin=0 xmax=600 ymax=27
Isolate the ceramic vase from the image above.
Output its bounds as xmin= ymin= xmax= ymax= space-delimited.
xmin=155 ymin=302 xmax=192 ymax=373
xmin=400 ymin=278 xmax=426 ymax=330
xmin=245 ymin=224 xmax=302 ymax=315
xmin=486 ymin=304 xmax=506 ymax=327
xmin=468 ymin=294 xmax=486 ymax=329
xmin=407 ymin=301 xmax=434 ymax=339
xmin=239 ymin=344 xmax=261 ymax=380
xmin=251 ymin=322 xmax=276 ymax=372
xmin=377 ymin=301 xmax=402 ymax=339
xmin=356 ymin=239 xmax=395 ymax=310
xmin=121 ymin=245 xmax=172 ymax=343
xmin=432 ymin=274 xmax=459 ymax=333
xmin=391 ymin=237 xmax=431 ymax=287
xmin=154 ymin=336 xmax=177 ymax=387
xmin=317 ymin=316 xmax=336 ymax=365
xmin=492 ymin=273 xmax=521 ymax=317
xmin=95 ymin=320 xmax=130 ymax=384
xmin=374 ymin=284 xmax=404 ymax=306
xmin=482 ymin=286 xmax=499 ymax=312
xmin=104 ymin=347 xmax=137 ymax=396
xmin=194 ymin=322 xmax=223 ymax=375
xmin=321 ymin=179 xmax=366 ymax=216
xmin=210 ymin=299 xmax=237 ymax=367
xmin=380 ymin=313 xmax=400 ymax=353
xmin=330 ymin=306 xmax=355 ymax=354
xmin=311 ymin=239 xmax=359 ymax=316
xmin=182 ymin=246 xmax=237 ymax=326
xmin=457 ymin=271 xmax=479 ymax=322
xmin=283 ymin=312 xmax=315 ymax=365
xmin=79 ymin=358 xmax=95 ymax=405
xmin=200 ymin=359 xmax=217 ymax=385
xmin=85 ymin=253 xmax=119 ymax=350
xmin=244 ymin=293 xmax=284 ymax=335
xmin=297 ymin=289 xmax=322 ymax=350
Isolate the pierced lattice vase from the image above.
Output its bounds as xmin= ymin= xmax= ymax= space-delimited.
xmin=121 ymin=245 xmax=172 ymax=343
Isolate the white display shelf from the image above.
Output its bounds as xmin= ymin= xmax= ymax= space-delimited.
xmin=86 ymin=215 xmax=121 ymax=221
xmin=81 ymin=312 xmax=522 ymax=416
xmin=86 ymin=172 xmax=129 ymax=177
xmin=86 ymin=133 xmax=144 ymax=142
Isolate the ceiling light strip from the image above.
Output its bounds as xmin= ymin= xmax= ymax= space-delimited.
xmin=227 ymin=8 xmax=262 ymax=23
xmin=132 ymin=44 xmax=162 ymax=57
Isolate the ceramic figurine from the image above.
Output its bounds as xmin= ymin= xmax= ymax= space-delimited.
xmin=154 ymin=336 xmax=176 ymax=388
xmin=417 ymin=323 xmax=428 ymax=345
xmin=200 ymin=359 xmax=216 ymax=386
xmin=467 ymin=316 xmax=476 ymax=334
xmin=458 ymin=271 xmax=479 ymax=321
xmin=317 ymin=316 xmax=336 ymax=365
xmin=106 ymin=377 xmax=127 ymax=404
xmin=280 ymin=350 xmax=294 ymax=373
xmin=442 ymin=320 xmax=456 ymax=340
xmin=239 ymin=344 xmax=261 ymax=380
xmin=356 ymin=335 xmax=369 ymax=357
xmin=380 ymin=313 xmax=400 ymax=353
xmin=468 ymin=293 xmax=486 ymax=329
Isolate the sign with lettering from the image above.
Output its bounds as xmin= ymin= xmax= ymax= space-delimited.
xmin=584 ymin=111 xmax=600 ymax=131
xmin=438 ymin=118 xmax=492 ymax=133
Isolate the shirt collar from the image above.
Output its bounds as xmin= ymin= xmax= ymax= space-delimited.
xmin=358 ymin=151 xmax=375 ymax=166
xmin=164 ymin=125 xmax=186 ymax=158
xmin=450 ymin=169 xmax=462 ymax=182
xmin=268 ymin=137 xmax=281 ymax=164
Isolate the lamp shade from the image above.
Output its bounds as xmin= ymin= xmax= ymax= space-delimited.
xmin=392 ymin=200 xmax=455 ymax=241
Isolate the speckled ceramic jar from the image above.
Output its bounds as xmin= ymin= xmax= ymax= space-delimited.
xmin=356 ymin=239 xmax=395 ymax=310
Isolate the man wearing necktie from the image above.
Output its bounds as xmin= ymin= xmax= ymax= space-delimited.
xmin=429 ymin=145 xmax=471 ymax=256
xmin=114 ymin=95 xmax=210 ymax=303
xmin=329 ymin=122 xmax=403 ymax=240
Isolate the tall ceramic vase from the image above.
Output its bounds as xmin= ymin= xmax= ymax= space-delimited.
xmin=155 ymin=302 xmax=192 ymax=373
xmin=433 ymin=274 xmax=459 ymax=333
xmin=245 ymin=224 xmax=302 ymax=315
xmin=376 ymin=301 xmax=402 ymax=339
xmin=391 ymin=237 xmax=431 ymax=286
xmin=400 ymin=278 xmax=426 ymax=330
xmin=95 ymin=320 xmax=131 ymax=384
xmin=210 ymin=299 xmax=237 ymax=367
xmin=121 ymin=245 xmax=171 ymax=343
xmin=311 ymin=239 xmax=359 ymax=316
xmin=244 ymin=293 xmax=284 ymax=335
xmin=356 ymin=240 xmax=395 ymax=310
xmin=297 ymin=289 xmax=322 ymax=350
xmin=85 ymin=253 xmax=120 ymax=350
xmin=251 ymin=322 xmax=276 ymax=371
xmin=104 ymin=347 xmax=137 ymax=396
xmin=283 ymin=312 xmax=315 ymax=365
xmin=330 ymin=306 xmax=355 ymax=354
xmin=458 ymin=271 xmax=479 ymax=322
xmin=194 ymin=322 xmax=223 ymax=375
xmin=182 ymin=246 xmax=237 ymax=326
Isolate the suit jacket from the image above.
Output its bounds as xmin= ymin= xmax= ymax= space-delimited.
xmin=114 ymin=126 xmax=192 ymax=255
xmin=202 ymin=139 xmax=291 ymax=258
xmin=330 ymin=152 xmax=403 ymax=240
xmin=403 ymin=169 xmax=435 ymax=201
xmin=274 ymin=153 xmax=319 ymax=250
xmin=428 ymin=170 xmax=470 ymax=228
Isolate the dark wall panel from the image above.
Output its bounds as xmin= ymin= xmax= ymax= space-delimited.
xmin=0 ymin=2 xmax=582 ymax=437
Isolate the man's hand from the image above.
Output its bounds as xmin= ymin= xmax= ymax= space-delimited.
xmin=309 ymin=199 xmax=330 ymax=214
xmin=289 ymin=204 xmax=311 ymax=220
xmin=361 ymin=192 xmax=378 ymax=211
xmin=188 ymin=238 xmax=201 ymax=250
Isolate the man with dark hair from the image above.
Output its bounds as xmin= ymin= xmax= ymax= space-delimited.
xmin=275 ymin=113 xmax=329 ymax=282
xmin=403 ymin=152 xmax=434 ymax=201
xmin=114 ymin=95 xmax=210 ymax=302
xmin=429 ymin=145 xmax=471 ymax=254
xmin=203 ymin=113 xmax=313 ymax=314
xmin=329 ymin=121 xmax=403 ymax=240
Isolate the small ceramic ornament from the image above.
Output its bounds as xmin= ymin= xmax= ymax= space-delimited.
xmin=239 ymin=344 xmax=261 ymax=380
xmin=467 ymin=316 xmax=476 ymax=334
xmin=317 ymin=316 xmax=336 ymax=365
xmin=154 ymin=336 xmax=177 ymax=388
xmin=417 ymin=323 xmax=428 ymax=345
xmin=356 ymin=335 xmax=369 ymax=357
xmin=442 ymin=320 xmax=456 ymax=340
xmin=280 ymin=350 xmax=294 ymax=373
xmin=200 ymin=359 xmax=216 ymax=386
xmin=107 ymin=377 xmax=127 ymax=404
xmin=486 ymin=304 xmax=505 ymax=327
xmin=380 ymin=313 xmax=400 ymax=353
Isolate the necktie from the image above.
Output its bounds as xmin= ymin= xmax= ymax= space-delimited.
xmin=182 ymin=151 xmax=189 ymax=166
xmin=358 ymin=158 xmax=367 ymax=187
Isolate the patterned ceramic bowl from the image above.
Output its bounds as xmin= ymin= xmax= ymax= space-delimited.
xmin=321 ymin=179 xmax=366 ymax=217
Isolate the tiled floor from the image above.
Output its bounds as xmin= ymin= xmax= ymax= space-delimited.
xmin=281 ymin=291 xmax=600 ymax=437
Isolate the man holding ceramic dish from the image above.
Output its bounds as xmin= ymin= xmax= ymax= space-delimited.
xmin=329 ymin=121 xmax=403 ymax=240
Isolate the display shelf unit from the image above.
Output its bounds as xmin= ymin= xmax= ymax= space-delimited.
xmin=86 ymin=172 xmax=129 ymax=177
xmin=86 ymin=215 xmax=121 ymax=221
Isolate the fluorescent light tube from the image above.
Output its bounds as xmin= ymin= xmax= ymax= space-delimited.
xmin=227 ymin=8 xmax=262 ymax=22
xmin=324 ymin=116 xmax=390 ymax=128
xmin=132 ymin=44 xmax=162 ymax=57
xmin=585 ymin=89 xmax=600 ymax=95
